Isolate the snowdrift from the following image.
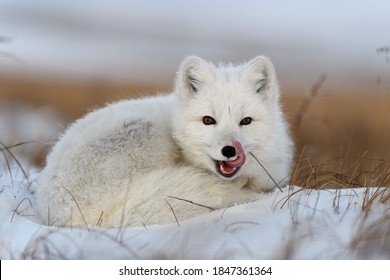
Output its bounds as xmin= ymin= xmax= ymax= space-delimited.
xmin=1 ymin=160 xmax=389 ymax=259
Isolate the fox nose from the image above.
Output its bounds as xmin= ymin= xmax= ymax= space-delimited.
xmin=221 ymin=145 xmax=236 ymax=158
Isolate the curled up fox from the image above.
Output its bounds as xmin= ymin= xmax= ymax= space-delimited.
xmin=36 ymin=56 xmax=294 ymax=228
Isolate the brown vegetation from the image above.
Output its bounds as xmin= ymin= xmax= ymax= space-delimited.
xmin=1 ymin=74 xmax=390 ymax=190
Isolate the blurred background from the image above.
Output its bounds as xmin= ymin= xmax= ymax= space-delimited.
xmin=1 ymin=0 xmax=390 ymax=186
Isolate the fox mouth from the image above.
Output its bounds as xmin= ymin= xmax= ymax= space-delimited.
xmin=214 ymin=141 xmax=246 ymax=178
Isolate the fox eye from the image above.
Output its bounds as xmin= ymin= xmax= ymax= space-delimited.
xmin=240 ymin=117 xmax=252 ymax=125
xmin=203 ymin=116 xmax=216 ymax=125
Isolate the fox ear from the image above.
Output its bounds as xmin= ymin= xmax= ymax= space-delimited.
xmin=175 ymin=56 xmax=214 ymax=100
xmin=242 ymin=56 xmax=279 ymax=100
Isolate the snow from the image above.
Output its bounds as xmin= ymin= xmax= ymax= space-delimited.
xmin=0 ymin=106 xmax=389 ymax=259
xmin=1 ymin=155 xmax=389 ymax=259
xmin=1 ymin=0 xmax=389 ymax=259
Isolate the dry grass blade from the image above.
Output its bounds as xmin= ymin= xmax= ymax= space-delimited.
xmin=272 ymin=187 xmax=304 ymax=210
xmin=0 ymin=140 xmax=36 ymax=152
xmin=167 ymin=195 xmax=215 ymax=211
xmin=1 ymin=144 xmax=15 ymax=188
xmin=11 ymin=197 xmax=33 ymax=222
xmin=0 ymin=140 xmax=32 ymax=181
xmin=60 ymin=184 xmax=90 ymax=231
xmin=294 ymin=74 xmax=327 ymax=130
xmin=362 ymin=186 xmax=390 ymax=212
xmin=96 ymin=212 xmax=104 ymax=227
xmin=165 ymin=199 xmax=180 ymax=227
xmin=249 ymin=152 xmax=284 ymax=192
xmin=289 ymin=152 xmax=390 ymax=190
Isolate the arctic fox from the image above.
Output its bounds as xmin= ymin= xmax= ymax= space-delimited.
xmin=36 ymin=56 xmax=293 ymax=228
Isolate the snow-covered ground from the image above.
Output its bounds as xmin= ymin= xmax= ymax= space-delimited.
xmin=1 ymin=127 xmax=389 ymax=259
xmin=0 ymin=103 xmax=389 ymax=260
xmin=1 ymin=1 xmax=389 ymax=260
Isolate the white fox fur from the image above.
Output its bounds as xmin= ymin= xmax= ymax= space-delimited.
xmin=35 ymin=56 xmax=294 ymax=228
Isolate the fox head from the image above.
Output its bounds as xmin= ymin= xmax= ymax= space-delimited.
xmin=173 ymin=56 xmax=293 ymax=191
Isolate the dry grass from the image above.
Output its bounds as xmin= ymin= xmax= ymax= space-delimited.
xmin=1 ymin=64 xmax=390 ymax=259
xmin=1 ymin=140 xmax=390 ymax=259
xmin=286 ymin=64 xmax=390 ymax=190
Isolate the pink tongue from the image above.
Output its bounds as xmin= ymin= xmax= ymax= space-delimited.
xmin=224 ymin=141 xmax=246 ymax=168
